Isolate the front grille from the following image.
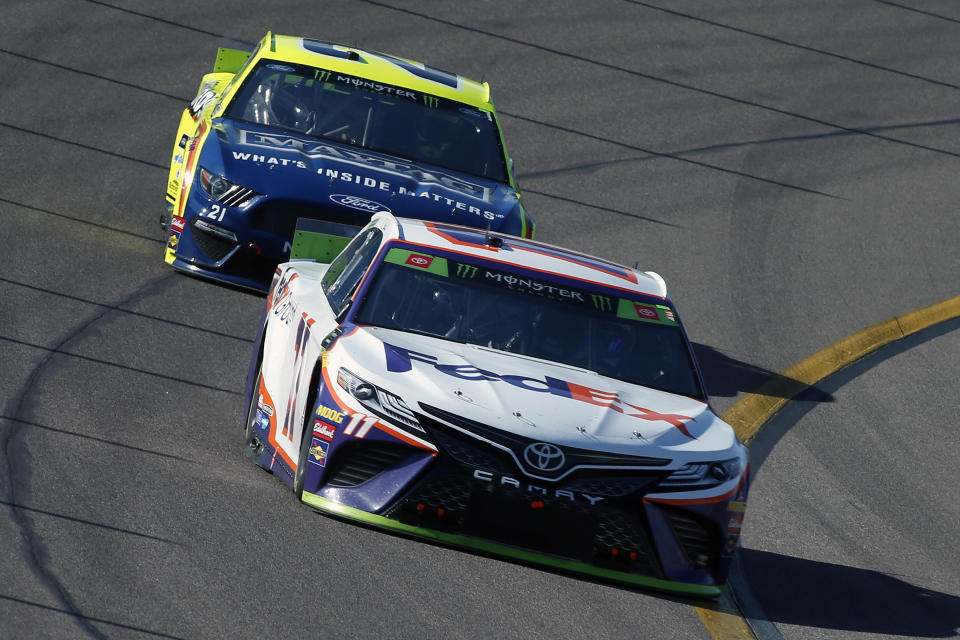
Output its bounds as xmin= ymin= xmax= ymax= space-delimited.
xmin=664 ymin=506 xmax=721 ymax=572
xmin=324 ymin=441 xmax=412 ymax=487
xmin=562 ymin=476 xmax=660 ymax=497
xmin=190 ymin=220 xmax=237 ymax=262
xmin=427 ymin=426 xmax=513 ymax=473
xmin=251 ymin=200 xmax=371 ymax=238
xmin=389 ymin=472 xmax=662 ymax=577
xmin=402 ymin=474 xmax=473 ymax=512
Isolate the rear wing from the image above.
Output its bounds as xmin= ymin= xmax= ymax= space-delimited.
xmin=213 ymin=39 xmax=255 ymax=74
xmin=289 ymin=219 xmax=362 ymax=263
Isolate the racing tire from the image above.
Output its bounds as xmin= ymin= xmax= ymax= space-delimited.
xmin=293 ymin=363 xmax=323 ymax=499
xmin=244 ymin=365 xmax=263 ymax=446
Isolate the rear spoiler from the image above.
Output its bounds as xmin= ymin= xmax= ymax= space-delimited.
xmin=213 ymin=38 xmax=256 ymax=74
xmin=289 ymin=219 xmax=362 ymax=263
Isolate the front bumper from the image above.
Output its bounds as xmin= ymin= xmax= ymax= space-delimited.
xmin=292 ymin=397 xmax=747 ymax=597
xmin=302 ymin=491 xmax=723 ymax=598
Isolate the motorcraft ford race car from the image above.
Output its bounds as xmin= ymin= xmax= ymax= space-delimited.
xmin=164 ymin=32 xmax=532 ymax=291
xmin=243 ymin=214 xmax=749 ymax=596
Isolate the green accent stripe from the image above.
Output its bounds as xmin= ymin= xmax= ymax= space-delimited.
xmin=301 ymin=491 xmax=721 ymax=598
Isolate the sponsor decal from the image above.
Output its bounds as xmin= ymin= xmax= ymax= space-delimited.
xmin=334 ymin=72 xmax=417 ymax=100
xmin=188 ymin=87 xmax=217 ymax=120
xmin=728 ymin=500 xmax=746 ymax=513
xmin=170 ymin=216 xmax=186 ymax=233
xmin=315 ymin=405 xmax=345 ymax=424
xmin=633 ymin=303 xmax=660 ymax=320
xmin=422 ymin=95 xmax=439 ymax=108
xmin=472 ymin=470 xmax=604 ymax=504
xmin=455 ymin=263 xmax=478 ymax=279
xmin=329 ymin=193 xmax=391 ymax=214
xmin=313 ymin=419 xmax=337 ymax=441
xmin=308 ymin=437 xmax=329 ymax=466
xmin=591 ymin=294 xmax=614 ymax=312
xmin=257 ymin=395 xmax=274 ymax=417
xmin=405 ymin=254 xmax=434 ymax=268
xmin=483 ymin=270 xmax=584 ymax=301
xmin=266 ymin=63 xmax=295 ymax=72
xmin=727 ymin=513 xmax=743 ymax=534
xmin=237 ymin=130 xmax=492 ymax=201
xmin=383 ymin=343 xmax=697 ymax=438
xmin=270 ymin=271 xmax=299 ymax=325
xmin=167 ymin=233 xmax=179 ymax=249
xmin=725 ymin=536 xmax=738 ymax=554
xmin=523 ymin=442 xmax=565 ymax=472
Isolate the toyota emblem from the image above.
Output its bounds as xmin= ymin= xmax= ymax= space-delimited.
xmin=523 ymin=442 xmax=565 ymax=472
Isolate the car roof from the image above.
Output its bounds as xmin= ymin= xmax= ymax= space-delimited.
xmin=386 ymin=216 xmax=670 ymax=300
xmin=260 ymin=33 xmax=493 ymax=109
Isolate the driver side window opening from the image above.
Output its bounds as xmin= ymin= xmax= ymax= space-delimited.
xmin=322 ymin=227 xmax=383 ymax=316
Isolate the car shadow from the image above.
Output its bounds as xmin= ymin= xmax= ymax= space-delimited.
xmin=738 ymin=547 xmax=960 ymax=638
xmin=691 ymin=342 xmax=833 ymax=402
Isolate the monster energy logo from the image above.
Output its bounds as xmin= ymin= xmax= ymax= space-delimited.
xmin=423 ymin=95 xmax=439 ymax=108
xmin=456 ymin=263 xmax=478 ymax=278
xmin=591 ymin=294 xmax=613 ymax=312
xmin=314 ymin=69 xmax=332 ymax=82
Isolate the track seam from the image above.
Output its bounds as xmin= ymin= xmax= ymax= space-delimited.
xmin=0 ymin=274 xmax=177 ymax=640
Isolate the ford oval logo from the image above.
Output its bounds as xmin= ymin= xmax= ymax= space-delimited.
xmin=523 ymin=442 xmax=565 ymax=472
xmin=329 ymin=194 xmax=391 ymax=214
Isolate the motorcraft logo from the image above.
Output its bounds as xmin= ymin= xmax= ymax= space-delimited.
xmin=523 ymin=442 xmax=565 ymax=472
xmin=329 ymin=194 xmax=391 ymax=214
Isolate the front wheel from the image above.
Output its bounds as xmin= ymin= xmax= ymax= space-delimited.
xmin=293 ymin=365 xmax=322 ymax=499
xmin=244 ymin=365 xmax=264 ymax=450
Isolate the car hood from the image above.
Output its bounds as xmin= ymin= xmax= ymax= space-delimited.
xmin=204 ymin=119 xmax=521 ymax=230
xmin=331 ymin=326 xmax=740 ymax=461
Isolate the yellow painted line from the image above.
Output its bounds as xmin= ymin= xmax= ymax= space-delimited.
xmin=696 ymin=293 xmax=960 ymax=639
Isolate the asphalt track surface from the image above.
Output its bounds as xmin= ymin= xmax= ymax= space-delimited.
xmin=1 ymin=1 xmax=958 ymax=639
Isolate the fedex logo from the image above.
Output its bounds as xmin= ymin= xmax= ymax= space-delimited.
xmin=383 ymin=343 xmax=697 ymax=438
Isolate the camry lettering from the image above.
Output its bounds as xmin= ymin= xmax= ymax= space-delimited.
xmin=383 ymin=343 xmax=696 ymax=437
xmin=472 ymin=470 xmax=604 ymax=504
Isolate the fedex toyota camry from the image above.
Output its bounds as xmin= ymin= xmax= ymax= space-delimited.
xmin=164 ymin=32 xmax=531 ymax=292
xmin=244 ymin=214 xmax=748 ymax=596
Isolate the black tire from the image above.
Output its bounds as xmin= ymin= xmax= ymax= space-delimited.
xmin=244 ymin=365 xmax=263 ymax=447
xmin=293 ymin=420 xmax=312 ymax=500
xmin=293 ymin=364 xmax=323 ymax=499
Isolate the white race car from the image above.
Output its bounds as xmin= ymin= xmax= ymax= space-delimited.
xmin=243 ymin=214 xmax=748 ymax=597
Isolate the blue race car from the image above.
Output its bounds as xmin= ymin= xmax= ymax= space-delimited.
xmin=163 ymin=33 xmax=532 ymax=292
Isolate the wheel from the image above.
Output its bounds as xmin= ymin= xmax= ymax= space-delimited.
xmin=293 ymin=421 xmax=312 ymax=499
xmin=293 ymin=365 xmax=323 ymax=499
xmin=244 ymin=365 xmax=264 ymax=447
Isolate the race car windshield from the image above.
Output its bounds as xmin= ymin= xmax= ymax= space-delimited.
xmin=224 ymin=60 xmax=509 ymax=183
xmin=354 ymin=248 xmax=704 ymax=398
